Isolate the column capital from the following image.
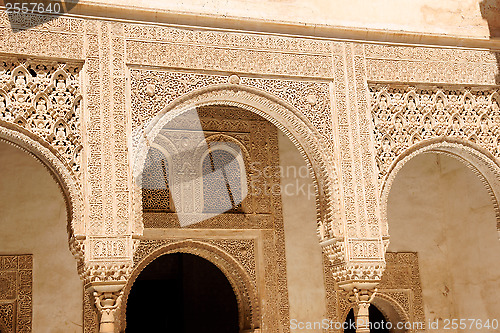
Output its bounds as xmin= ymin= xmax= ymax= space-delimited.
xmin=89 ymin=282 xmax=126 ymax=333
xmin=344 ymin=287 xmax=377 ymax=333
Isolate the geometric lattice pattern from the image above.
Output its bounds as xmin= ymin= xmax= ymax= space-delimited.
xmin=0 ymin=60 xmax=82 ymax=174
xmin=202 ymin=149 xmax=242 ymax=213
xmin=141 ymin=147 xmax=172 ymax=212
xmin=370 ymin=85 xmax=500 ymax=182
xmin=378 ymin=252 xmax=425 ymax=331
xmin=0 ymin=255 xmax=33 ymax=333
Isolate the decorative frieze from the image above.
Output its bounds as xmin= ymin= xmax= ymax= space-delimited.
xmin=0 ymin=12 xmax=84 ymax=59
xmin=365 ymin=44 xmax=499 ymax=85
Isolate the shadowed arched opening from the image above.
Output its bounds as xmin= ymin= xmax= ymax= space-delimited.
xmin=344 ymin=305 xmax=390 ymax=333
xmin=119 ymin=240 xmax=260 ymax=333
xmin=125 ymin=253 xmax=238 ymax=333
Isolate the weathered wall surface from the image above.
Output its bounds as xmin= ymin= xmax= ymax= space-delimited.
xmin=388 ymin=153 xmax=500 ymax=325
xmin=0 ymin=142 xmax=83 ymax=333
xmin=279 ymin=131 xmax=327 ymax=331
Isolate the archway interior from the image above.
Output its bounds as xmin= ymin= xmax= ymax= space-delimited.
xmin=125 ymin=253 xmax=239 ymax=333
xmin=137 ymin=104 xmax=327 ymax=328
xmin=387 ymin=152 xmax=500 ymax=321
xmin=344 ymin=305 xmax=390 ymax=333
xmin=0 ymin=141 xmax=82 ymax=331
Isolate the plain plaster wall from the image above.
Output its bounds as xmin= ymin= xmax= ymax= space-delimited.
xmin=0 ymin=142 xmax=83 ymax=332
xmin=388 ymin=153 xmax=500 ymax=328
xmin=278 ymin=131 xmax=327 ymax=331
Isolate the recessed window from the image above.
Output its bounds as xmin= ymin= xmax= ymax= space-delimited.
xmin=202 ymin=149 xmax=242 ymax=213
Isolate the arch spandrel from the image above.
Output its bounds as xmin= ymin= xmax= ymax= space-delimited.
xmin=371 ymin=84 xmax=500 ymax=240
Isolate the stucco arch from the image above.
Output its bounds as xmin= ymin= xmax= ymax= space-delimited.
xmin=372 ymin=293 xmax=411 ymax=333
xmin=0 ymin=121 xmax=84 ymax=259
xmin=132 ymin=84 xmax=342 ymax=241
xmin=380 ymin=137 xmax=500 ymax=240
xmin=341 ymin=293 xmax=410 ymax=333
xmin=119 ymin=239 xmax=260 ymax=332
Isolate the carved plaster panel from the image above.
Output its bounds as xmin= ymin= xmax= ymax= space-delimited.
xmin=124 ymin=24 xmax=333 ymax=78
xmin=83 ymin=21 xmax=131 ymax=237
xmin=0 ymin=12 xmax=84 ymax=59
xmin=0 ymin=58 xmax=83 ymax=175
xmin=129 ymin=69 xmax=332 ymax=144
xmin=0 ymin=255 xmax=33 ymax=333
xmin=370 ymin=85 xmax=500 ymax=180
xmin=364 ymin=44 xmax=499 ymax=85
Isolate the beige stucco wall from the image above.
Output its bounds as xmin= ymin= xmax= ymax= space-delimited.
xmin=388 ymin=153 xmax=500 ymax=327
xmin=278 ymin=131 xmax=327 ymax=331
xmin=78 ymin=0 xmax=496 ymax=39
xmin=0 ymin=142 xmax=83 ymax=333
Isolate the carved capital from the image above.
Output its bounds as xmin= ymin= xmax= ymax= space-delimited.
xmin=80 ymin=262 xmax=133 ymax=286
xmin=345 ymin=288 xmax=377 ymax=333
xmin=89 ymin=282 xmax=126 ymax=333
xmin=321 ymin=238 xmax=386 ymax=287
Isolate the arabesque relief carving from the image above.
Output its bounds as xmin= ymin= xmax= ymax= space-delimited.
xmin=0 ymin=255 xmax=33 ymax=333
xmin=4 ymin=8 xmax=500 ymax=332
xmin=371 ymin=85 xmax=500 ymax=181
xmin=0 ymin=59 xmax=83 ymax=174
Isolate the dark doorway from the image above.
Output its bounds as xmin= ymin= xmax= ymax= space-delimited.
xmin=125 ymin=253 xmax=239 ymax=333
xmin=344 ymin=305 xmax=390 ymax=333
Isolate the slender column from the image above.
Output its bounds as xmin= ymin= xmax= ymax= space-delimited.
xmin=90 ymin=283 xmax=126 ymax=333
xmin=347 ymin=288 xmax=376 ymax=333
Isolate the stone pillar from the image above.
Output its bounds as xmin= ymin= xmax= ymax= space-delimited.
xmin=90 ymin=282 xmax=126 ymax=333
xmin=347 ymin=288 xmax=376 ymax=333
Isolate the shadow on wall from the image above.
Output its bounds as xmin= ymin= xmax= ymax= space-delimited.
xmin=480 ymin=0 xmax=500 ymax=83
xmin=2 ymin=0 xmax=79 ymax=30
